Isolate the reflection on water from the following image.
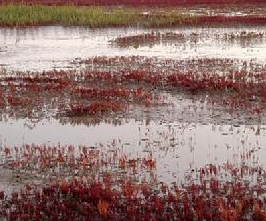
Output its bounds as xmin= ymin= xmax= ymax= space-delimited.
xmin=0 ymin=26 xmax=266 ymax=71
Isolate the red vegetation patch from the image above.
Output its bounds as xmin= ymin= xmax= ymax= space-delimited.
xmin=78 ymin=56 xmax=266 ymax=114
xmin=197 ymin=15 xmax=266 ymax=25
xmin=72 ymin=87 xmax=151 ymax=102
xmin=2 ymin=143 xmax=156 ymax=182
xmin=7 ymin=95 xmax=31 ymax=107
xmin=1 ymin=56 xmax=266 ymax=120
xmin=66 ymin=101 xmax=126 ymax=116
xmin=81 ymin=69 xmax=266 ymax=108
xmin=0 ymin=70 xmax=157 ymax=120
xmin=111 ymin=32 xmax=186 ymax=48
xmin=78 ymin=56 xmax=265 ymax=74
xmin=1 ymin=162 xmax=266 ymax=220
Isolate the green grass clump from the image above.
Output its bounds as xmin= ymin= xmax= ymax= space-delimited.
xmin=0 ymin=4 xmax=194 ymax=27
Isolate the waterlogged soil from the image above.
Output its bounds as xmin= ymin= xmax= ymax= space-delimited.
xmin=1 ymin=24 xmax=266 ymax=220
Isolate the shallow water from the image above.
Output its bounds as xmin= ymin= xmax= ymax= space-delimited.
xmin=1 ymin=26 xmax=266 ymax=71
xmin=1 ymin=25 xmax=266 ymax=192
xmin=1 ymin=118 xmax=266 ymax=185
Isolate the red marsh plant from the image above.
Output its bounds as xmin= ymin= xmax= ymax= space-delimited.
xmin=2 ymin=57 xmax=266 ymax=119
xmin=1 ymin=143 xmax=157 ymax=187
xmin=76 ymin=56 xmax=266 ymax=113
xmin=196 ymin=15 xmax=266 ymax=25
xmin=65 ymin=101 xmax=127 ymax=116
xmin=221 ymin=31 xmax=265 ymax=41
xmin=110 ymin=32 xmax=186 ymax=48
xmin=0 ymin=70 xmax=157 ymax=120
xmin=111 ymin=31 xmax=266 ymax=49
xmin=77 ymin=56 xmax=265 ymax=76
xmin=1 ymin=162 xmax=266 ymax=220
xmin=72 ymin=87 xmax=152 ymax=102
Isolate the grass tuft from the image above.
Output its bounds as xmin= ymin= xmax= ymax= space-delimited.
xmin=0 ymin=4 xmax=193 ymax=27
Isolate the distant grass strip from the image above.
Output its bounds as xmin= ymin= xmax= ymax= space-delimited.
xmin=0 ymin=4 xmax=195 ymax=27
xmin=1 ymin=4 xmax=265 ymax=28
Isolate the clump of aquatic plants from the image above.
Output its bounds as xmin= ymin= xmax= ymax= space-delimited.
xmin=111 ymin=30 xmax=266 ymax=49
xmin=80 ymin=69 xmax=266 ymax=113
xmin=2 ymin=56 xmax=266 ymax=122
xmin=111 ymin=32 xmax=187 ymax=48
xmin=1 ymin=161 xmax=266 ymax=220
xmin=196 ymin=14 xmax=266 ymax=25
xmin=222 ymin=31 xmax=265 ymax=41
xmin=65 ymin=101 xmax=126 ymax=116
xmin=77 ymin=56 xmax=266 ymax=76
xmin=72 ymin=87 xmax=151 ymax=102
xmin=77 ymin=56 xmax=266 ymax=114
xmin=0 ymin=69 xmax=157 ymax=120
xmin=1 ymin=142 xmax=157 ymax=185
